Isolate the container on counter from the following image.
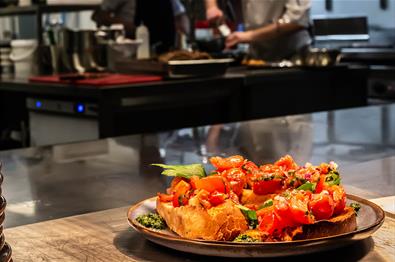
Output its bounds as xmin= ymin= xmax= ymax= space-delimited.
xmin=136 ymin=23 xmax=150 ymax=59
xmin=9 ymin=39 xmax=39 ymax=78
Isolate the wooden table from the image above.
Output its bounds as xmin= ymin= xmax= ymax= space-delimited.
xmin=4 ymin=200 xmax=395 ymax=261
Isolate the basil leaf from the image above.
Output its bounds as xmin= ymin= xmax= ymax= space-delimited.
xmin=297 ymin=182 xmax=316 ymax=192
xmin=151 ymin=163 xmax=206 ymax=179
xmin=258 ymin=199 xmax=273 ymax=209
xmin=236 ymin=205 xmax=258 ymax=229
xmin=326 ymin=171 xmax=341 ymax=186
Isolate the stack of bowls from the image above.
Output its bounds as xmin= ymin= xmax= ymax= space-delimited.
xmin=0 ymin=41 xmax=13 ymax=78
xmin=0 ymin=164 xmax=12 ymax=262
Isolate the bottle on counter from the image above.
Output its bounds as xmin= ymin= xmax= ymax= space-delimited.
xmin=136 ymin=22 xmax=150 ymax=59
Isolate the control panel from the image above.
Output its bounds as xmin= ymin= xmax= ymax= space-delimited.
xmin=26 ymin=98 xmax=98 ymax=117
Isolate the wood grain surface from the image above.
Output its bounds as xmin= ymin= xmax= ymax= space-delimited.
xmin=4 ymin=204 xmax=395 ymax=262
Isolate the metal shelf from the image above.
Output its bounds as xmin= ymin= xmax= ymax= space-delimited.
xmin=0 ymin=4 xmax=99 ymax=17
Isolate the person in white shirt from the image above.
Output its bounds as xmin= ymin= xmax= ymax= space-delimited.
xmin=206 ymin=0 xmax=312 ymax=60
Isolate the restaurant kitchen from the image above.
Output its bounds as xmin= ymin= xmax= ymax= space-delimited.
xmin=0 ymin=0 xmax=394 ymax=261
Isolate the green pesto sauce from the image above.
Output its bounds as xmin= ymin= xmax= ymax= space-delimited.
xmin=136 ymin=213 xmax=166 ymax=230
xmin=233 ymin=234 xmax=259 ymax=243
xmin=350 ymin=202 xmax=361 ymax=213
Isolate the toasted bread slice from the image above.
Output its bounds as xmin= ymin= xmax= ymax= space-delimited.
xmin=295 ymin=206 xmax=357 ymax=240
xmin=156 ymin=198 xmax=248 ymax=241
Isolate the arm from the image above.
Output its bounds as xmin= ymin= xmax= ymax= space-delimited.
xmin=172 ymin=0 xmax=190 ymax=35
xmin=226 ymin=0 xmax=311 ymax=48
xmin=226 ymin=22 xmax=304 ymax=48
xmin=205 ymin=0 xmax=223 ymax=23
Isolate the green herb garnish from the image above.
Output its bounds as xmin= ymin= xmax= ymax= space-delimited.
xmin=325 ymin=171 xmax=341 ymax=186
xmin=233 ymin=234 xmax=259 ymax=243
xmin=350 ymin=202 xmax=361 ymax=214
xmin=151 ymin=163 xmax=206 ymax=179
xmin=258 ymin=199 xmax=273 ymax=209
xmin=136 ymin=213 xmax=166 ymax=230
xmin=297 ymin=182 xmax=316 ymax=192
xmin=236 ymin=205 xmax=258 ymax=229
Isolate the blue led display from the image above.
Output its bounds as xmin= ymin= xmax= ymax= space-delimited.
xmin=76 ymin=103 xmax=85 ymax=113
xmin=35 ymin=101 xmax=42 ymax=108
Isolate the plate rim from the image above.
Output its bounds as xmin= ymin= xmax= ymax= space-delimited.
xmin=127 ymin=194 xmax=385 ymax=247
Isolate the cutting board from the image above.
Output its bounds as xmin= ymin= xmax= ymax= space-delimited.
xmin=29 ymin=74 xmax=162 ymax=87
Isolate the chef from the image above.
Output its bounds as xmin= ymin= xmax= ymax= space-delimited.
xmin=205 ymin=0 xmax=312 ymax=60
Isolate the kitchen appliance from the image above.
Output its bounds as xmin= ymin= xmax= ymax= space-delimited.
xmin=26 ymin=97 xmax=99 ymax=146
xmin=312 ymin=16 xmax=369 ymax=41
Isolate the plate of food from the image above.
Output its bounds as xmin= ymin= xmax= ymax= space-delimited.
xmin=127 ymin=155 xmax=385 ymax=257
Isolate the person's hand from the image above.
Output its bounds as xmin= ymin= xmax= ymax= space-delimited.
xmin=225 ymin=31 xmax=253 ymax=49
xmin=206 ymin=6 xmax=224 ymax=25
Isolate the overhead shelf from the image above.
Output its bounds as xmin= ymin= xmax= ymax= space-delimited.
xmin=0 ymin=4 xmax=99 ymax=17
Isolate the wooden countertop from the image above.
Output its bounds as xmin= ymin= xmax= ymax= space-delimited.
xmin=5 ymin=201 xmax=395 ymax=261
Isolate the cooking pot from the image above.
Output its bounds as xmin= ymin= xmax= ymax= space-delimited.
xmin=292 ymin=48 xmax=341 ymax=67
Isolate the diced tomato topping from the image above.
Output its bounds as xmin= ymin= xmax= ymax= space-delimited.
xmin=171 ymin=180 xmax=192 ymax=207
xmin=208 ymin=191 xmax=226 ymax=206
xmin=315 ymin=175 xmax=326 ymax=194
xmin=194 ymin=175 xmax=230 ymax=194
xmin=258 ymin=210 xmax=279 ymax=235
xmin=309 ymin=192 xmax=335 ymax=220
xmin=173 ymin=191 xmax=189 ymax=207
xmin=252 ymin=179 xmax=283 ymax=195
xmin=327 ymin=185 xmax=346 ymax=215
xmin=172 ymin=180 xmax=191 ymax=195
xmin=242 ymin=161 xmax=259 ymax=174
xmin=289 ymin=197 xmax=314 ymax=225
xmin=319 ymin=163 xmax=330 ymax=174
xmin=189 ymin=176 xmax=200 ymax=190
xmin=274 ymin=155 xmax=298 ymax=171
xmin=157 ymin=192 xmax=173 ymax=202
xmin=221 ymin=168 xmax=247 ymax=196
xmin=209 ymin=155 xmax=245 ymax=171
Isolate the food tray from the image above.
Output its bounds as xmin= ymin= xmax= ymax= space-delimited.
xmin=113 ymin=58 xmax=234 ymax=78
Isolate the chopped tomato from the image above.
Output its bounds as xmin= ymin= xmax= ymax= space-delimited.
xmin=274 ymin=155 xmax=298 ymax=171
xmin=258 ymin=210 xmax=278 ymax=234
xmin=327 ymin=185 xmax=346 ymax=215
xmin=208 ymin=191 xmax=226 ymax=206
xmin=258 ymin=207 xmax=289 ymax=235
xmin=189 ymin=176 xmax=200 ymax=190
xmin=252 ymin=179 xmax=283 ymax=195
xmin=173 ymin=191 xmax=189 ymax=207
xmin=221 ymin=168 xmax=247 ymax=196
xmin=169 ymin=177 xmax=183 ymax=193
xmin=289 ymin=197 xmax=314 ymax=225
xmin=242 ymin=161 xmax=259 ymax=174
xmin=309 ymin=192 xmax=334 ymax=220
xmin=194 ymin=175 xmax=230 ymax=194
xmin=319 ymin=163 xmax=330 ymax=174
xmin=210 ymin=155 xmax=245 ymax=171
xmin=172 ymin=180 xmax=191 ymax=195
xmin=228 ymin=191 xmax=240 ymax=204
xmin=315 ymin=175 xmax=326 ymax=194
xmin=171 ymin=180 xmax=192 ymax=207
xmin=157 ymin=192 xmax=173 ymax=202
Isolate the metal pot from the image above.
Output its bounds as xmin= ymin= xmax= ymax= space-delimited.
xmin=292 ymin=48 xmax=341 ymax=67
